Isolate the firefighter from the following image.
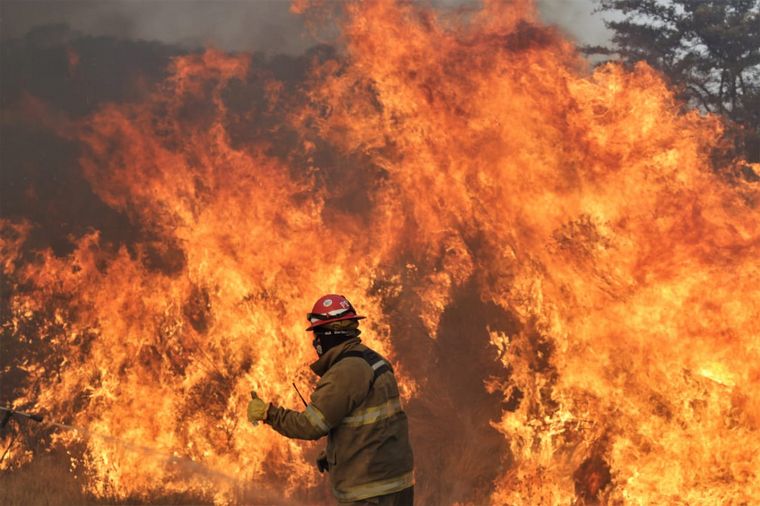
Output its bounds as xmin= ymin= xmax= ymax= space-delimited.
xmin=247 ymin=294 xmax=414 ymax=505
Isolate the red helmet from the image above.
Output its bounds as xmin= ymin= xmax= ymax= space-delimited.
xmin=306 ymin=294 xmax=366 ymax=331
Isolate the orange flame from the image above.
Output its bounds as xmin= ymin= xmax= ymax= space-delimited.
xmin=2 ymin=0 xmax=759 ymax=504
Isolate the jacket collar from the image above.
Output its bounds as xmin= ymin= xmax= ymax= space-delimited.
xmin=310 ymin=337 xmax=362 ymax=377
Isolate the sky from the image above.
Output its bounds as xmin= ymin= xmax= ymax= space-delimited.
xmin=1 ymin=0 xmax=614 ymax=53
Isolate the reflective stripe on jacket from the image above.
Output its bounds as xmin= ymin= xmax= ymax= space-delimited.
xmin=266 ymin=338 xmax=414 ymax=502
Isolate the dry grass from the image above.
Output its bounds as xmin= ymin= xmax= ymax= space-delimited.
xmin=1 ymin=455 xmax=92 ymax=506
xmin=0 ymin=454 xmax=213 ymax=506
xmin=0 ymin=454 xmax=327 ymax=505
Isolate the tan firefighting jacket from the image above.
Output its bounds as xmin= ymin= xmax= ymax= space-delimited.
xmin=265 ymin=337 xmax=414 ymax=502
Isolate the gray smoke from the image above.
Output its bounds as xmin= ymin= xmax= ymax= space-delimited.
xmin=2 ymin=0 xmax=611 ymax=53
xmin=1 ymin=0 xmax=314 ymax=54
xmin=537 ymin=0 xmax=614 ymax=47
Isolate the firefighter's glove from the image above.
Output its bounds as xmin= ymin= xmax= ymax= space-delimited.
xmin=316 ymin=450 xmax=329 ymax=473
xmin=247 ymin=391 xmax=269 ymax=425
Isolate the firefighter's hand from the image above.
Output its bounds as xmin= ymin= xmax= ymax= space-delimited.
xmin=316 ymin=450 xmax=329 ymax=473
xmin=247 ymin=391 xmax=269 ymax=425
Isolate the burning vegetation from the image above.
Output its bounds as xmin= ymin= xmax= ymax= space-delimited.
xmin=2 ymin=0 xmax=759 ymax=504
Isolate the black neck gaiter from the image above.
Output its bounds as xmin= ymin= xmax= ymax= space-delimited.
xmin=312 ymin=327 xmax=362 ymax=356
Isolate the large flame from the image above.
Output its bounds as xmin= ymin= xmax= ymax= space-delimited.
xmin=2 ymin=0 xmax=759 ymax=504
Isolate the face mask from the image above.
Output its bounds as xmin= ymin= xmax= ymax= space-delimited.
xmin=311 ymin=328 xmax=359 ymax=356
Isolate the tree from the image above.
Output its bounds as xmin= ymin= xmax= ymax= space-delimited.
xmin=587 ymin=0 xmax=760 ymax=164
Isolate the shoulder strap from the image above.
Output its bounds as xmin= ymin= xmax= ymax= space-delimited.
xmin=334 ymin=349 xmax=392 ymax=387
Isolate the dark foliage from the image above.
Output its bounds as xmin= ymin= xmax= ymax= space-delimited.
xmin=587 ymin=0 xmax=760 ymax=163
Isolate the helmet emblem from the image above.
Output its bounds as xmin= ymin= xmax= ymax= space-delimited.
xmin=323 ymin=299 xmax=333 ymax=307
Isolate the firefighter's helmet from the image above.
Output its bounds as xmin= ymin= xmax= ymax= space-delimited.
xmin=306 ymin=294 xmax=365 ymax=331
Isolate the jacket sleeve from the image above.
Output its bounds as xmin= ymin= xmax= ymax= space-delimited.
xmin=264 ymin=403 xmax=328 ymax=440
xmin=265 ymin=357 xmax=373 ymax=440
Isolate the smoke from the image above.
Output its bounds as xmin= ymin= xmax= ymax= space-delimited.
xmin=1 ymin=0 xmax=315 ymax=54
xmin=2 ymin=0 xmax=612 ymax=53
xmin=536 ymin=0 xmax=613 ymax=47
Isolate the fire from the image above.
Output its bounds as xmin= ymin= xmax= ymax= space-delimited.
xmin=2 ymin=0 xmax=759 ymax=504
